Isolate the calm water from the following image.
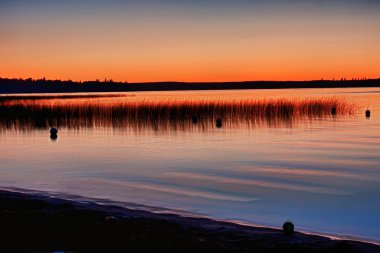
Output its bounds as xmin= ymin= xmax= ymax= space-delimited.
xmin=1 ymin=88 xmax=380 ymax=242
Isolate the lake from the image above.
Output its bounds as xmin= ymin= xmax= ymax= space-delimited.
xmin=0 ymin=88 xmax=379 ymax=242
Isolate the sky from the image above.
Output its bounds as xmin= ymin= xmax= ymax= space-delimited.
xmin=1 ymin=0 xmax=380 ymax=82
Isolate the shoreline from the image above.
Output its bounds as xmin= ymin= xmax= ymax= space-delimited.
xmin=4 ymin=186 xmax=379 ymax=245
xmin=1 ymin=78 xmax=380 ymax=94
xmin=0 ymin=189 xmax=379 ymax=252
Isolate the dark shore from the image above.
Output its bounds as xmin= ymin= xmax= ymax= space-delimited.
xmin=0 ymin=190 xmax=379 ymax=253
xmin=1 ymin=77 xmax=380 ymax=94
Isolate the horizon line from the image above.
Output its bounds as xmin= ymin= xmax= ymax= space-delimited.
xmin=1 ymin=76 xmax=378 ymax=84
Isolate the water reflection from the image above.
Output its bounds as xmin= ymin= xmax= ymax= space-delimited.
xmin=0 ymin=89 xmax=379 ymax=241
xmin=0 ymin=96 xmax=356 ymax=131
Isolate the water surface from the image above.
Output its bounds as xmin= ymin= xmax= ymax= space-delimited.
xmin=0 ymin=88 xmax=379 ymax=242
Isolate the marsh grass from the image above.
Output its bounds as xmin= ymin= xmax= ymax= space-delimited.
xmin=0 ymin=96 xmax=357 ymax=131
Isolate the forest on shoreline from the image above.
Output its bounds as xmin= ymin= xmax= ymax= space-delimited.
xmin=1 ymin=77 xmax=380 ymax=94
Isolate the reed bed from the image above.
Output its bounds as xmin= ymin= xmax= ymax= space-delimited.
xmin=0 ymin=96 xmax=357 ymax=131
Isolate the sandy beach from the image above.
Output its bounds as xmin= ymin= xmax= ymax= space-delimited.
xmin=0 ymin=190 xmax=379 ymax=253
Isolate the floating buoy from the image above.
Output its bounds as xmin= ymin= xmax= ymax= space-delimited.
xmin=216 ymin=118 xmax=222 ymax=128
xmin=282 ymin=221 xmax=295 ymax=235
xmin=366 ymin=110 xmax=371 ymax=118
xmin=50 ymin=127 xmax=58 ymax=139
xmin=331 ymin=107 xmax=337 ymax=116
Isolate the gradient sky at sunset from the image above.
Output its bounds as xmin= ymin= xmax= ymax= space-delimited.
xmin=1 ymin=0 xmax=379 ymax=82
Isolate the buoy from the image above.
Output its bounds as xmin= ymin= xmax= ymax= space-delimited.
xmin=331 ymin=107 xmax=337 ymax=116
xmin=50 ymin=127 xmax=58 ymax=139
xmin=366 ymin=110 xmax=371 ymax=118
xmin=50 ymin=127 xmax=58 ymax=135
xmin=282 ymin=221 xmax=295 ymax=235
xmin=216 ymin=118 xmax=222 ymax=128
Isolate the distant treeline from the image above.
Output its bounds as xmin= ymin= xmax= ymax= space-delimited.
xmin=0 ymin=77 xmax=380 ymax=94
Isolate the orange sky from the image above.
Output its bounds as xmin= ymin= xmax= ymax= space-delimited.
xmin=1 ymin=1 xmax=379 ymax=82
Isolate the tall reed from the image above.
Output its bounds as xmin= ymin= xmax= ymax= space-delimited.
xmin=0 ymin=96 xmax=357 ymax=131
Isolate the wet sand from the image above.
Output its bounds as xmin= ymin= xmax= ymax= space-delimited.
xmin=0 ymin=190 xmax=379 ymax=253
